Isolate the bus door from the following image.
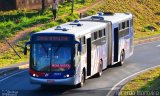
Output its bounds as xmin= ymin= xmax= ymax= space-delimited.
xmin=114 ymin=27 xmax=119 ymax=62
xmin=87 ymin=38 xmax=91 ymax=76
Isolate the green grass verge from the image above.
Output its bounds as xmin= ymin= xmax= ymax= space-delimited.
xmin=120 ymin=67 xmax=160 ymax=96
xmin=0 ymin=36 xmax=29 ymax=68
xmin=0 ymin=0 xmax=95 ymax=40
xmin=85 ymin=0 xmax=160 ymax=39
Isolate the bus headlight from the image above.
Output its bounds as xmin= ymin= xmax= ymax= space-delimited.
xmin=33 ymin=74 xmax=36 ymax=77
xmin=33 ymin=74 xmax=39 ymax=77
xmin=64 ymin=74 xmax=70 ymax=78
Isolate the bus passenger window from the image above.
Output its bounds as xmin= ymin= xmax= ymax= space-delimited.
xmin=99 ymin=30 xmax=102 ymax=38
xmin=103 ymin=29 xmax=106 ymax=36
xmin=91 ymin=33 xmax=94 ymax=41
xmin=94 ymin=32 xmax=97 ymax=40
xmin=127 ymin=20 xmax=129 ymax=27
xmin=122 ymin=22 xmax=125 ymax=29
xmin=83 ymin=36 xmax=86 ymax=44
xmin=119 ymin=23 xmax=122 ymax=30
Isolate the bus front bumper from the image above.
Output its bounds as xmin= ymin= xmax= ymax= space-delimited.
xmin=30 ymin=76 xmax=76 ymax=85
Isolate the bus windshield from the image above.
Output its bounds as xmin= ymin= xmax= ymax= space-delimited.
xmin=31 ymin=43 xmax=72 ymax=72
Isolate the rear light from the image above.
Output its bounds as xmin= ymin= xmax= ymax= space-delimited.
xmin=29 ymin=69 xmax=45 ymax=77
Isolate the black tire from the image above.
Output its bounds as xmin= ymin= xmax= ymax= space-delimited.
xmin=96 ymin=60 xmax=103 ymax=77
xmin=118 ymin=51 xmax=125 ymax=66
xmin=77 ymin=70 xmax=85 ymax=87
xmin=41 ymin=84 xmax=49 ymax=89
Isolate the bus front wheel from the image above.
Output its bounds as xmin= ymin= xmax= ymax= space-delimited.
xmin=77 ymin=70 xmax=85 ymax=87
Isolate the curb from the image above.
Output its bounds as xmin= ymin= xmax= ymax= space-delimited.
xmin=0 ymin=67 xmax=19 ymax=76
xmin=0 ymin=64 xmax=29 ymax=76
xmin=134 ymin=35 xmax=160 ymax=45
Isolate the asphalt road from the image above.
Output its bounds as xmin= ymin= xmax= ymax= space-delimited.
xmin=0 ymin=40 xmax=160 ymax=96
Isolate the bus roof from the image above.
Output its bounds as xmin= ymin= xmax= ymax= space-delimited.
xmin=33 ymin=12 xmax=132 ymax=38
xmin=34 ymin=21 xmax=107 ymax=38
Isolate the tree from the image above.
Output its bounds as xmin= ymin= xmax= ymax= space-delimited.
xmin=72 ymin=0 xmax=74 ymax=13
xmin=42 ymin=0 xmax=45 ymax=12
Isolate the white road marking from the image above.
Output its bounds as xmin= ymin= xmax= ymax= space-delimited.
xmin=156 ymin=45 xmax=160 ymax=47
xmin=0 ymin=70 xmax=28 ymax=82
xmin=106 ymin=65 xmax=160 ymax=96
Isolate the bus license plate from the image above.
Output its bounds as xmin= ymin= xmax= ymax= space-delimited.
xmin=47 ymin=80 xmax=54 ymax=84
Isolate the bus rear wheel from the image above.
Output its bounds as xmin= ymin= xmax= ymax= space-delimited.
xmin=77 ymin=70 xmax=85 ymax=87
xmin=96 ymin=60 xmax=103 ymax=77
xmin=118 ymin=51 xmax=125 ymax=66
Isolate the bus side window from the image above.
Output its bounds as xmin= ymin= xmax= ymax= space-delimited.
xmin=83 ymin=36 xmax=86 ymax=44
xmin=97 ymin=31 xmax=99 ymax=39
xmin=122 ymin=22 xmax=125 ymax=29
xmin=103 ymin=29 xmax=106 ymax=36
xmin=99 ymin=30 xmax=102 ymax=38
xmin=91 ymin=33 xmax=94 ymax=41
xmin=119 ymin=23 xmax=122 ymax=30
xmin=130 ymin=19 xmax=133 ymax=27
xmin=94 ymin=32 xmax=97 ymax=40
xmin=80 ymin=36 xmax=86 ymax=55
xmin=127 ymin=20 xmax=129 ymax=27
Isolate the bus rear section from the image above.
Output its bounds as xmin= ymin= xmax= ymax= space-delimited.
xmin=28 ymin=33 xmax=81 ymax=86
xmin=116 ymin=18 xmax=134 ymax=65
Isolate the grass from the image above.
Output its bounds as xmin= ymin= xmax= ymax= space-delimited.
xmin=120 ymin=67 xmax=160 ymax=96
xmin=85 ymin=0 xmax=160 ymax=39
xmin=0 ymin=0 xmax=95 ymax=40
xmin=0 ymin=36 xmax=29 ymax=68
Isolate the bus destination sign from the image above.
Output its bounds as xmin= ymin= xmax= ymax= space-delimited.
xmin=36 ymin=36 xmax=69 ymax=41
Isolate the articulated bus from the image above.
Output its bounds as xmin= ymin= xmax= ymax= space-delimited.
xmin=24 ymin=12 xmax=134 ymax=87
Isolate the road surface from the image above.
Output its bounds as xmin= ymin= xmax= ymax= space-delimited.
xmin=0 ymin=40 xmax=160 ymax=96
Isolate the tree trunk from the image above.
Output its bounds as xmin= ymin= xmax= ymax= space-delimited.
xmin=67 ymin=0 xmax=71 ymax=2
xmin=42 ymin=0 xmax=45 ymax=12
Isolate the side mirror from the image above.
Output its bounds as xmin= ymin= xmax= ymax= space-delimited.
xmin=75 ymin=41 xmax=82 ymax=52
xmin=24 ymin=46 xmax=27 ymax=55
xmin=78 ymin=43 xmax=82 ymax=52
xmin=24 ymin=42 xmax=30 ymax=55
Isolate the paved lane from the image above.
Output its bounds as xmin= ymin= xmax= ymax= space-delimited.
xmin=0 ymin=41 xmax=160 ymax=96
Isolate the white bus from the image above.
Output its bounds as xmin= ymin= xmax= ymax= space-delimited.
xmin=24 ymin=12 xmax=134 ymax=87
